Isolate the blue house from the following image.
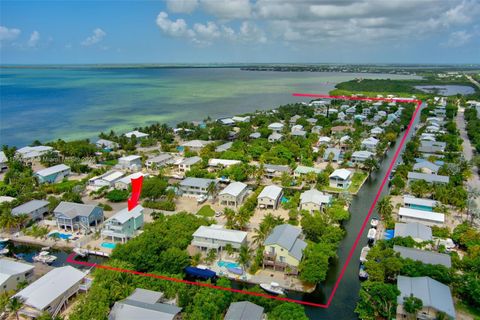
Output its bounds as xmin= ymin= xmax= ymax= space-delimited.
xmin=54 ymin=202 xmax=103 ymax=233
xmin=34 ymin=164 xmax=71 ymax=184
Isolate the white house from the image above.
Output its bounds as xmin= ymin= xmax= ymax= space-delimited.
xmin=15 ymin=146 xmax=54 ymax=162
xmin=35 ymin=164 xmax=71 ymax=184
xmin=268 ymin=132 xmax=283 ymax=142
xmin=370 ymin=126 xmax=384 ymax=137
xmin=300 ymin=189 xmax=332 ymax=213
xmin=191 ymin=225 xmax=247 ymax=251
xmin=178 ymin=156 xmax=202 ymax=172
xmin=219 ymin=182 xmax=248 ymax=207
xmin=351 ymin=150 xmax=374 ymax=163
xmin=268 ymin=122 xmax=284 ymax=132
xmin=11 ymin=200 xmax=49 ymax=221
xmin=117 ymin=155 xmax=142 ymax=170
xmin=101 ymin=206 xmax=144 ymax=243
xmin=95 ymin=139 xmax=118 ymax=150
xmin=0 ymin=258 xmax=34 ymax=293
xmin=145 ymin=153 xmax=173 ymax=169
xmin=114 ymin=172 xmax=147 ymax=190
xmin=0 ymin=151 xmax=8 ymax=171
xmin=88 ymin=170 xmax=124 ymax=188
xmin=398 ymin=207 xmax=445 ymax=226
xmin=329 ymin=169 xmax=352 ymax=189
xmin=257 ymin=185 xmax=283 ymax=210
xmin=181 ymin=140 xmax=212 ymax=152
xmin=208 ymin=159 xmax=241 ymax=168
xmin=361 ymin=137 xmax=379 ymax=151
xmin=124 ymin=130 xmax=149 ymax=139
xmin=317 ymin=136 xmax=332 ymax=145
xmin=179 ymin=177 xmax=217 ymax=197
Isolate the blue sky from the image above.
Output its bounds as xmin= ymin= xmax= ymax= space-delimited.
xmin=1 ymin=0 xmax=479 ymax=64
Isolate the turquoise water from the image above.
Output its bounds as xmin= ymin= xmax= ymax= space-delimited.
xmin=409 ymin=204 xmax=433 ymax=212
xmin=0 ymin=67 xmax=418 ymax=146
xmin=49 ymin=232 xmax=71 ymax=240
xmin=217 ymin=260 xmax=239 ymax=269
xmin=101 ymin=242 xmax=116 ymax=249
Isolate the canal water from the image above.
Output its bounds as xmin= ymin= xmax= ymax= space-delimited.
xmin=301 ymin=103 xmax=423 ymax=319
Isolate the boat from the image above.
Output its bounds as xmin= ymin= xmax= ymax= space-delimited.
xmin=73 ymin=247 xmax=89 ymax=257
xmin=260 ymin=282 xmax=285 ymax=295
xmin=41 ymin=246 xmax=50 ymax=251
xmin=227 ymin=267 xmax=243 ymax=275
xmin=370 ymin=217 xmax=379 ymax=228
xmin=0 ymin=248 xmax=9 ymax=255
xmin=367 ymin=228 xmax=377 ymax=243
xmin=184 ymin=266 xmax=216 ymax=280
xmin=0 ymin=238 xmax=9 ymax=243
xmin=33 ymin=251 xmax=57 ymax=264
xmin=359 ymin=264 xmax=369 ymax=280
xmin=359 ymin=246 xmax=370 ymax=263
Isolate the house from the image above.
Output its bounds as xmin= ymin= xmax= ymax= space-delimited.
xmin=351 ymin=151 xmax=374 ymax=163
xmin=179 ymin=177 xmax=217 ymax=197
xmin=398 ymin=207 xmax=444 ymax=226
xmin=191 ymin=225 xmax=247 ymax=251
xmin=0 ymin=258 xmax=34 ymax=293
xmin=178 ymin=156 xmax=202 ymax=172
xmin=329 ymin=169 xmax=352 ymax=189
xmin=14 ymin=266 xmax=87 ymax=318
xmin=263 ymin=164 xmax=291 ymax=179
xmin=291 ymin=124 xmax=303 ymax=132
xmin=268 ymin=122 xmax=284 ymax=132
xmin=263 ymin=224 xmax=307 ymax=274
xmin=306 ymin=118 xmax=317 ymax=125
xmin=289 ymin=115 xmax=301 ymax=124
xmin=215 ymin=142 xmax=233 ymax=152
xmin=88 ymin=170 xmax=125 ymax=188
xmin=323 ymin=147 xmax=341 ymax=162
xmin=407 ymin=172 xmax=449 ymax=185
xmin=11 ymin=200 xmax=49 ymax=221
xmin=15 ymin=146 xmax=54 ymax=162
xmin=403 ymin=196 xmax=437 ymax=211
xmin=291 ymin=130 xmax=307 ymax=138
xmin=249 ymin=132 xmax=261 ymax=139
xmin=218 ymin=118 xmax=235 ymax=126
xmin=54 ymin=202 xmax=104 ymax=232
xmin=370 ymin=126 xmax=384 ymax=137
xmin=117 ymin=155 xmax=142 ymax=170
xmin=219 ymin=182 xmax=248 ymax=207
xmin=337 ymin=111 xmax=346 ymax=121
xmin=413 ymin=160 xmax=441 ymax=175
xmin=418 ymin=141 xmax=446 ymax=153
xmin=396 ymin=276 xmax=455 ymax=320
xmin=317 ymin=136 xmax=331 ymax=145
xmin=114 ymin=172 xmax=147 ymax=190
xmin=300 ymin=189 xmax=332 ymax=213
xmin=257 ymin=185 xmax=283 ymax=209
xmin=268 ymin=132 xmax=283 ymax=142
xmin=124 ymin=130 xmax=149 ymax=139
xmin=393 ymin=245 xmax=451 ymax=268
xmin=354 ymin=114 xmax=367 ymax=121
xmin=361 ymin=137 xmax=379 ymax=151
xmin=0 ymin=151 xmax=7 ymax=171
xmin=96 ymin=139 xmax=118 ymax=150
xmin=232 ymin=116 xmax=250 ymax=123
xmin=208 ymin=159 xmax=242 ymax=168
xmin=312 ymin=125 xmax=322 ymax=134
xmin=224 ymin=301 xmax=264 ymax=320
xmin=145 ymin=153 xmax=173 ymax=169
xmin=35 ymin=164 xmax=71 ymax=184
xmin=394 ymin=222 xmax=432 ymax=242
xmin=101 ymin=206 xmax=144 ymax=243
xmin=294 ymin=165 xmax=322 ymax=178
xmin=181 ymin=140 xmax=212 ymax=152
xmin=109 ymin=288 xmax=182 ymax=320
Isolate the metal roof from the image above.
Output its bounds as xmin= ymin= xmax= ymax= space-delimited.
xmin=329 ymin=169 xmax=352 ymax=180
xmin=106 ymin=206 xmax=143 ymax=224
xmin=127 ymin=288 xmax=163 ymax=304
xmin=119 ymin=155 xmax=141 ymax=162
xmin=193 ymin=225 xmax=247 ymax=244
xmin=413 ymin=161 xmax=440 ymax=173
xmin=300 ymin=189 xmax=332 ymax=206
xmin=362 ymin=137 xmax=379 ymax=145
xmin=181 ymin=140 xmax=210 ymax=148
xmin=109 ymin=299 xmax=181 ymax=320
xmin=124 ymin=130 xmax=149 ymax=138
xmin=264 ymin=224 xmax=307 ymax=261
xmin=179 ymin=156 xmax=202 ymax=166
xmin=398 ymin=207 xmax=445 ymax=224
xmin=407 ymin=172 xmax=449 ymax=184
xmin=208 ymin=159 xmax=241 ymax=167
xmin=54 ymin=201 xmax=99 ymax=218
xmin=397 ymin=276 xmax=455 ymax=319
xmin=294 ymin=165 xmax=323 ymax=175
xmin=180 ymin=177 xmax=216 ymax=189
xmin=258 ymin=185 xmax=282 ymax=200
xmin=352 ymin=150 xmax=374 ymax=158
xmin=403 ymin=196 xmax=437 ymax=208
xmin=117 ymin=172 xmax=146 ymax=185
xmin=147 ymin=154 xmax=173 ymax=163
xmin=12 ymin=200 xmax=49 ymax=215
xmin=14 ymin=266 xmax=85 ymax=311
xmin=0 ymin=151 xmax=7 ymax=163
xmin=215 ymin=142 xmax=233 ymax=152
xmin=394 ymin=222 xmax=432 ymax=241
xmin=394 ymin=245 xmax=451 ymax=268
xmin=0 ymin=258 xmax=34 ymax=286
xmin=35 ymin=164 xmax=70 ymax=177
xmin=224 ymin=301 xmax=264 ymax=320
xmin=219 ymin=182 xmax=248 ymax=197
xmin=264 ymin=164 xmax=290 ymax=172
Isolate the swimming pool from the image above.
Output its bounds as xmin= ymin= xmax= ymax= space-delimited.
xmin=49 ymin=232 xmax=72 ymax=240
xmin=217 ymin=261 xmax=240 ymax=269
xmin=101 ymin=242 xmax=116 ymax=249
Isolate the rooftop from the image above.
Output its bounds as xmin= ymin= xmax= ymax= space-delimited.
xmin=35 ymin=164 xmax=70 ymax=177
xmin=393 ymin=245 xmax=451 ymax=268
xmin=12 ymin=200 xmax=49 ymax=215
xmin=193 ymin=225 xmax=247 ymax=244
xmin=264 ymin=224 xmax=307 ymax=261
xmin=219 ymin=182 xmax=248 ymax=197
xmin=54 ymin=201 xmax=100 ymax=218
xmin=398 ymin=207 xmax=445 ymax=223
xmin=258 ymin=185 xmax=282 ymax=200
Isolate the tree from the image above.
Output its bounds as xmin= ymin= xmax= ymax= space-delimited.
xmin=376 ymin=196 xmax=393 ymax=221
xmin=299 ymin=242 xmax=336 ymax=284
xmin=364 ymin=158 xmax=379 ymax=173
xmin=141 ymin=177 xmax=168 ymax=201
xmin=238 ymin=245 xmax=251 ymax=272
xmin=403 ymin=294 xmax=423 ymax=319
xmin=205 ymin=249 xmax=217 ymax=265
xmin=105 ymin=189 xmax=129 ymax=202
xmin=224 ymin=243 xmax=234 ymax=257
xmin=355 ymin=281 xmax=400 ymax=320
xmin=268 ymin=303 xmax=308 ymax=320
xmin=7 ymin=296 xmax=23 ymax=320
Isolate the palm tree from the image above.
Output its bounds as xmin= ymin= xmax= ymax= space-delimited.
xmin=15 ymin=214 xmax=30 ymax=230
xmin=252 ymin=223 xmax=269 ymax=246
xmin=207 ymin=182 xmax=217 ymax=199
xmin=206 ymin=249 xmax=217 ymax=265
xmin=224 ymin=208 xmax=236 ymax=229
xmin=236 ymin=210 xmax=250 ymax=231
xmin=376 ymin=196 xmax=393 ymax=219
xmin=0 ymin=211 xmax=19 ymax=233
xmin=191 ymin=253 xmax=201 ymax=266
xmin=224 ymin=244 xmax=234 ymax=257
xmin=7 ymin=296 xmax=23 ymax=320
xmin=238 ymin=245 xmax=251 ymax=272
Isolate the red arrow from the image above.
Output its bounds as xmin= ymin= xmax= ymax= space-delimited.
xmin=128 ymin=175 xmax=144 ymax=211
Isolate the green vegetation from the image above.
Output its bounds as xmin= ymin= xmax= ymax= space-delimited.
xmin=105 ymin=189 xmax=129 ymax=202
xmin=196 ymin=205 xmax=215 ymax=217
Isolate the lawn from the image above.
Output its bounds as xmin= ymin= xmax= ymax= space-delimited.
xmin=348 ymin=171 xmax=369 ymax=194
xmin=101 ymin=159 xmax=118 ymax=166
xmin=196 ymin=205 xmax=215 ymax=217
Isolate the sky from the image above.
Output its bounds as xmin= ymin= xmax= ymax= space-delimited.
xmin=1 ymin=0 xmax=479 ymax=64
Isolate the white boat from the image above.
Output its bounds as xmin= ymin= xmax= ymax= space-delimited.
xmin=0 ymin=248 xmax=9 ymax=255
xmin=33 ymin=251 xmax=57 ymax=264
xmin=367 ymin=228 xmax=377 ymax=240
xmin=41 ymin=246 xmax=50 ymax=251
xmin=359 ymin=265 xmax=369 ymax=280
xmin=370 ymin=218 xmax=379 ymax=228
xmin=260 ymin=282 xmax=285 ymax=295
xmin=0 ymin=238 xmax=9 ymax=243
xmin=359 ymin=246 xmax=370 ymax=263
xmin=73 ymin=247 xmax=88 ymax=257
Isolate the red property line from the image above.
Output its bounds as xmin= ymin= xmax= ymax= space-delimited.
xmin=67 ymin=94 xmax=423 ymax=309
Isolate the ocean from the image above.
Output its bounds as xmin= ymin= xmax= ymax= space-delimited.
xmin=0 ymin=67 xmax=417 ymax=147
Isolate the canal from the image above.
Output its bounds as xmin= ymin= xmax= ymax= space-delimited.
xmin=302 ymin=103 xmax=423 ymax=319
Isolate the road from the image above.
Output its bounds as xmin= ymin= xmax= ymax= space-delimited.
xmin=466 ymin=75 xmax=480 ymax=90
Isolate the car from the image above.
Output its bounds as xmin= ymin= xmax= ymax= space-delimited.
xmin=215 ymin=211 xmax=222 ymax=217
xmin=197 ymin=195 xmax=207 ymax=204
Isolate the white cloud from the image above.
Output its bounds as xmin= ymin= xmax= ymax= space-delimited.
xmin=239 ymin=21 xmax=266 ymax=43
xmin=443 ymin=30 xmax=473 ymax=47
xmin=0 ymin=26 xmax=21 ymax=41
xmin=193 ymin=21 xmax=221 ymax=40
xmin=166 ymin=0 xmax=198 ymax=13
xmin=81 ymin=28 xmax=106 ymax=46
xmin=201 ymin=0 xmax=251 ymax=19
xmin=156 ymin=12 xmax=194 ymax=38
xmin=27 ymin=30 xmax=40 ymax=48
